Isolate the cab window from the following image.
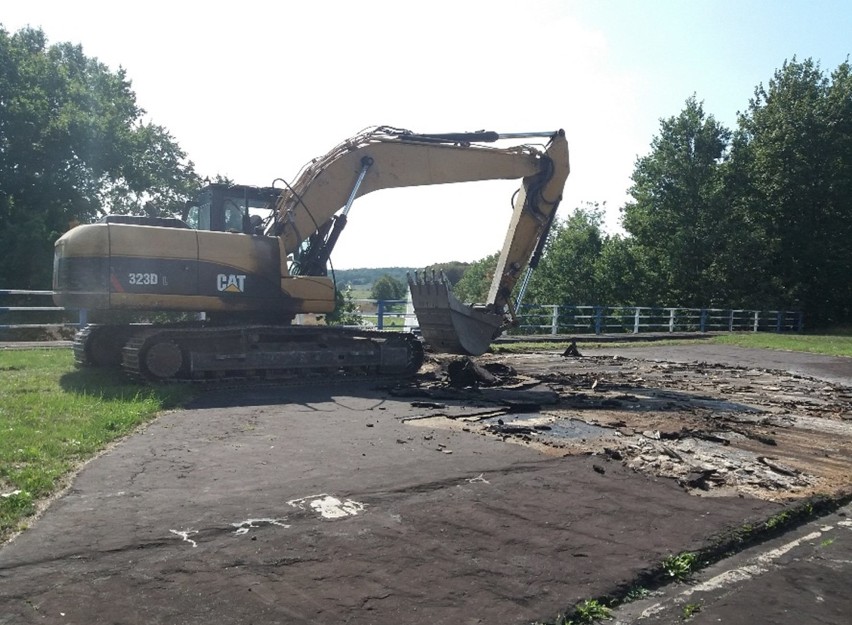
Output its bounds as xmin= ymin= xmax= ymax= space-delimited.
xmin=184 ymin=196 xmax=212 ymax=230
xmin=224 ymin=201 xmax=244 ymax=232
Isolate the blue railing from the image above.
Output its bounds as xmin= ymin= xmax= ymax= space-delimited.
xmin=0 ymin=290 xmax=803 ymax=335
xmin=509 ymin=304 xmax=803 ymax=335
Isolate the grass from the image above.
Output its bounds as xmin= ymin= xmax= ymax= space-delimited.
xmin=682 ymin=603 xmax=702 ymax=620
xmin=493 ymin=330 xmax=852 ymax=358
xmin=763 ymin=509 xmax=792 ymax=531
xmin=662 ymin=552 xmax=699 ymax=580
xmin=0 ymin=349 xmax=193 ymax=541
xmin=624 ymin=586 xmax=650 ymax=602
xmin=571 ymin=599 xmax=611 ymax=623
xmin=711 ymin=332 xmax=852 ymax=357
xmin=363 ymin=315 xmax=408 ymax=328
xmin=493 ymin=338 xmax=704 ymax=353
xmin=546 ymin=599 xmax=612 ymax=625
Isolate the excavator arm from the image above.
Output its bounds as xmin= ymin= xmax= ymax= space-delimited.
xmin=266 ymin=126 xmax=570 ymax=356
xmin=409 ymin=130 xmax=570 ymax=355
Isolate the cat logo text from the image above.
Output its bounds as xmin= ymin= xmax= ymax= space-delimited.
xmin=217 ymin=274 xmax=246 ymax=293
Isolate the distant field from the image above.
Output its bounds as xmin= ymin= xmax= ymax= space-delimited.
xmin=348 ymin=287 xmax=372 ymax=300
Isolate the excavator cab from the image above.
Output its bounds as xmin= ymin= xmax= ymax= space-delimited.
xmin=182 ymin=184 xmax=279 ymax=234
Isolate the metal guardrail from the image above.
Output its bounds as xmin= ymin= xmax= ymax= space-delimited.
xmin=1 ymin=291 xmax=803 ymax=335
xmin=509 ymin=304 xmax=804 ymax=336
xmin=354 ymin=299 xmax=415 ymax=330
xmin=0 ymin=290 xmax=87 ymax=330
xmin=356 ymin=300 xmax=803 ymax=334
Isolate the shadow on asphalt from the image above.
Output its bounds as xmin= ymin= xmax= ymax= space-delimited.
xmin=58 ymin=364 xmax=410 ymax=411
xmin=182 ymin=380 xmax=396 ymax=410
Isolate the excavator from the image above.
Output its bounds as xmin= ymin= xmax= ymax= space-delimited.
xmin=52 ymin=126 xmax=570 ymax=382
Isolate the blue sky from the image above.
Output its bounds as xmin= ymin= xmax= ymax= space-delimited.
xmin=573 ymin=0 xmax=851 ymax=131
xmin=2 ymin=1 xmax=850 ymax=268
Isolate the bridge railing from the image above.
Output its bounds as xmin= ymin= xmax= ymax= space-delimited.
xmin=0 ymin=290 xmax=86 ymax=333
xmin=510 ymin=304 xmax=803 ymax=336
xmin=1 ymin=290 xmax=803 ymax=337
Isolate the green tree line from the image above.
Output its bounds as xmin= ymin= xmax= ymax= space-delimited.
xmin=2 ymin=25 xmax=849 ymax=327
xmin=461 ymin=59 xmax=852 ymax=328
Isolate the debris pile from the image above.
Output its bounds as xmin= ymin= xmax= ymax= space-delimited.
xmin=400 ymin=352 xmax=852 ymax=501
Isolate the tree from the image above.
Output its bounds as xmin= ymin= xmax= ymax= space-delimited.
xmin=621 ymin=96 xmax=732 ymax=306
xmin=731 ymin=58 xmax=852 ymax=324
xmin=370 ymin=274 xmax=406 ymax=301
xmin=526 ymin=204 xmax=605 ymax=306
xmin=423 ymin=261 xmax=468 ymax=285
xmin=454 ymin=205 xmax=613 ymax=308
xmin=594 ymin=235 xmax=648 ymax=306
xmin=453 ymin=253 xmax=498 ymax=304
xmin=0 ymin=26 xmax=200 ymax=288
xmin=324 ymin=286 xmax=363 ymax=326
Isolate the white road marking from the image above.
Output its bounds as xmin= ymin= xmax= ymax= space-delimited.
xmin=169 ymin=529 xmax=198 ymax=547
xmin=617 ymin=519 xmax=849 ymax=623
xmin=231 ymin=518 xmax=290 ymax=535
xmin=683 ymin=530 xmax=824 ymax=596
xmin=287 ymin=493 xmax=366 ymax=519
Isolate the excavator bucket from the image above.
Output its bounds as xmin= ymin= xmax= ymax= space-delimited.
xmin=408 ymin=272 xmax=504 ymax=356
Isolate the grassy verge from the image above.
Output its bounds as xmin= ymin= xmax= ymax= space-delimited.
xmin=711 ymin=332 xmax=852 ymax=357
xmin=0 ymin=349 xmax=194 ymax=542
xmin=493 ymin=338 xmax=708 ymax=353
xmin=494 ymin=332 xmax=852 ymax=358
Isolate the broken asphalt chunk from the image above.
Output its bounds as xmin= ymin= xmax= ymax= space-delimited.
xmin=447 ymin=357 xmax=498 ymax=387
xmin=561 ymin=341 xmax=582 ymax=357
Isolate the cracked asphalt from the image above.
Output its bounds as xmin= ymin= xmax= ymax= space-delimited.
xmin=0 ymin=344 xmax=850 ymax=624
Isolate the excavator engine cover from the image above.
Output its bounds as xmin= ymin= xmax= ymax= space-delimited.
xmin=408 ymin=272 xmax=503 ymax=356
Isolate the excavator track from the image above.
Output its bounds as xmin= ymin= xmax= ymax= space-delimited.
xmin=74 ymin=324 xmax=423 ymax=385
xmin=73 ymin=324 xmax=140 ymax=367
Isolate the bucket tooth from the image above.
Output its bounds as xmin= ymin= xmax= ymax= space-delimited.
xmin=408 ymin=271 xmax=504 ymax=356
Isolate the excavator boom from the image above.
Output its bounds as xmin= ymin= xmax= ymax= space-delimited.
xmin=268 ymin=127 xmax=544 ymax=252
xmin=270 ymin=126 xmax=570 ymax=356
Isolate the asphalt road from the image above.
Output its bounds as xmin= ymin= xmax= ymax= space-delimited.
xmin=611 ymin=501 xmax=852 ymax=625
xmin=0 ymin=345 xmax=850 ymax=624
xmin=586 ymin=343 xmax=852 ymax=387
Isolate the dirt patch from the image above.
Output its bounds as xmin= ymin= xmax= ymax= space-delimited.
xmin=396 ymin=352 xmax=852 ymax=502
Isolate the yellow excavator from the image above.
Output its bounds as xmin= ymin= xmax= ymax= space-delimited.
xmin=52 ymin=126 xmax=569 ymax=382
